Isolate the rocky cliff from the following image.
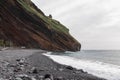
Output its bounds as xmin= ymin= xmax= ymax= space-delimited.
xmin=0 ymin=0 xmax=81 ymax=51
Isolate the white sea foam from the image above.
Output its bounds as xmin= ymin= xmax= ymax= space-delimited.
xmin=44 ymin=53 xmax=120 ymax=80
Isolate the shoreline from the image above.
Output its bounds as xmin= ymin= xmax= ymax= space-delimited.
xmin=0 ymin=49 xmax=106 ymax=80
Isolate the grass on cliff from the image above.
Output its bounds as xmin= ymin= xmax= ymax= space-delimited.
xmin=17 ymin=0 xmax=69 ymax=34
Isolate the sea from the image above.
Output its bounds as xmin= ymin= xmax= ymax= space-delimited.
xmin=45 ymin=50 xmax=120 ymax=80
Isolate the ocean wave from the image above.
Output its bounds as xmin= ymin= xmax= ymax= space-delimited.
xmin=44 ymin=53 xmax=120 ymax=80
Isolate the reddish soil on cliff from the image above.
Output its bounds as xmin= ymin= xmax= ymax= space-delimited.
xmin=0 ymin=0 xmax=81 ymax=51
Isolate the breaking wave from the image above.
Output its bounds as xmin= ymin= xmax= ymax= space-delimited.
xmin=44 ymin=53 xmax=120 ymax=80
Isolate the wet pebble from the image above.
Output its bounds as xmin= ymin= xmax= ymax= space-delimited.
xmin=66 ymin=66 xmax=74 ymax=70
xmin=44 ymin=74 xmax=53 ymax=80
xmin=31 ymin=67 xmax=38 ymax=74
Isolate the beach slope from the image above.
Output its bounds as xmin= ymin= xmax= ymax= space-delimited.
xmin=0 ymin=49 xmax=105 ymax=80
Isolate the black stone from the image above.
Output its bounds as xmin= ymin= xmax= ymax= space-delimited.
xmin=44 ymin=74 xmax=53 ymax=80
xmin=44 ymin=74 xmax=51 ymax=78
xmin=32 ymin=68 xmax=38 ymax=74
xmin=66 ymin=66 xmax=74 ymax=70
xmin=16 ymin=59 xmax=21 ymax=62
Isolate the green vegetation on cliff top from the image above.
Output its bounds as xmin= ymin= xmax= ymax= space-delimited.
xmin=17 ymin=0 xmax=69 ymax=34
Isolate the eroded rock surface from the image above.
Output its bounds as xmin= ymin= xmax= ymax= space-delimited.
xmin=0 ymin=0 xmax=81 ymax=51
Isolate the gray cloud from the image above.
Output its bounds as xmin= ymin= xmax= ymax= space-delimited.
xmin=32 ymin=0 xmax=120 ymax=50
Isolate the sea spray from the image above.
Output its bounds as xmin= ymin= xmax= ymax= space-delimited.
xmin=44 ymin=53 xmax=120 ymax=80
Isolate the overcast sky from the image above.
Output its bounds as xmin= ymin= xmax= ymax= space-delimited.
xmin=32 ymin=0 xmax=120 ymax=50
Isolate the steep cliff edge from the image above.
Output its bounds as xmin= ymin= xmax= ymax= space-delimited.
xmin=0 ymin=0 xmax=81 ymax=51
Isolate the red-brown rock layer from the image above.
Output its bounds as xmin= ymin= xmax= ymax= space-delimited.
xmin=0 ymin=0 xmax=81 ymax=51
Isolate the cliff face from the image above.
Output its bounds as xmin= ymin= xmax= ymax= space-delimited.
xmin=0 ymin=0 xmax=81 ymax=51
